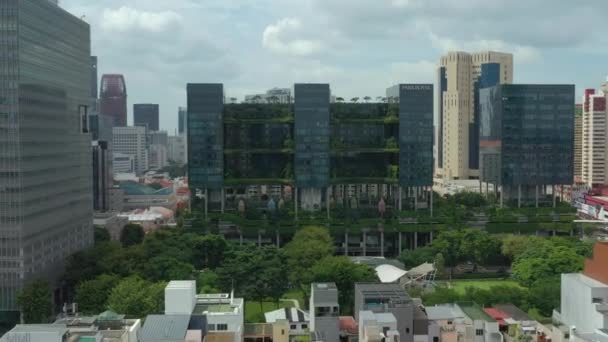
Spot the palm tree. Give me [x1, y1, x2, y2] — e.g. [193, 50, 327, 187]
[363, 96, 371, 103]
[229, 97, 237, 104]
[376, 96, 383, 102]
[351, 97, 359, 103]
[269, 95, 279, 104]
[336, 97, 345, 103]
[252, 95, 262, 104]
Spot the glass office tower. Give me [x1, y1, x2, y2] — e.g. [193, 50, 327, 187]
[479, 84, 575, 206]
[0, 0, 93, 311]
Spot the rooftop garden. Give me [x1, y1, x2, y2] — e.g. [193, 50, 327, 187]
[224, 103, 293, 123]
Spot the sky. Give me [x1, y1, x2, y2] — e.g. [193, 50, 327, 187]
[62, 0, 608, 134]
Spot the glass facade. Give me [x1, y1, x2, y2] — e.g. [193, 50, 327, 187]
[178, 106, 187, 134]
[294, 84, 330, 188]
[134, 103, 160, 131]
[398, 84, 434, 187]
[437, 67, 447, 169]
[0, 0, 93, 310]
[187, 84, 224, 190]
[479, 84, 575, 187]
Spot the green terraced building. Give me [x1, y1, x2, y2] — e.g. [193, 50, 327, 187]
[187, 83, 434, 215]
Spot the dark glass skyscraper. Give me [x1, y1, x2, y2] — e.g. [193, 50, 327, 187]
[0, 0, 93, 311]
[479, 84, 575, 205]
[134, 103, 160, 131]
[178, 106, 187, 134]
[100, 74, 127, 127]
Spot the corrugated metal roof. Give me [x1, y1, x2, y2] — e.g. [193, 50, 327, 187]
[141, 315, 190, 341]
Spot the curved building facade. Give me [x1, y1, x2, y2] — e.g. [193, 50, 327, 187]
[100, 74, 127, 127]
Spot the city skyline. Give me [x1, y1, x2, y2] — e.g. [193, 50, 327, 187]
[61, 0, 607, 133]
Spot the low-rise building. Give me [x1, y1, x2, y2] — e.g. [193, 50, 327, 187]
[93, 211, 128, 240]
[425, 303, 500, 342]
[265, 307, 310, 337]
[359, 310, 401, 342]
[310, 283, 340, 342]
[355, 283, 415, 342]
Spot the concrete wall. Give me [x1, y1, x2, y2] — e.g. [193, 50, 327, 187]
[561, 273, 608, 333]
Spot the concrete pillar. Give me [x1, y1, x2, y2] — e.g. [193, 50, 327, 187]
[570, 229, 574, 237]
[398, 186, 403, 211]
[345, 232, 349, 256]
[518, 185, 522, 208]
[553, 230, 557, 237]
[414, 231, 418, 249]
[258, 231, 262, 247]
[430, 230, 434, 243]
[326, 187, 330, 220]
[221, 188, 225, 213]
[380, 231, 385, 257]
[486, 182, 489, 197]
[430, 186, 434, 218]
[276, 230, 280, 248]
[414, 188, 418, 211]
[500, 185, 504, 208]
[240, 232, 243, 246]
[363, 231, 367, 256]
[294, 187, 298, 220]
[535, 185, 539, 208]
[479, 180, 483, 194]
[398, 232, 402, 254]
[205, 188, 209, 219]
[552, 185, 557, 208]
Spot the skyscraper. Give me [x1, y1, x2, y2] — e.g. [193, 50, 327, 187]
[574, 104, 583, 183]
[479, 84, 574, 206]
[436, 51, 513, 180]
[100, 74, 127, 127]
[113, 126, 149, 175]
[0, 0, 93, 311]
[581, 88, 608, 187]
[134, 103, 160, 131]
[178, 106, 187, 135]
[90, 56, 98, 113]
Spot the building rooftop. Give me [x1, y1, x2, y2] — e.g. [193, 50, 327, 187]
[493, 304, 532, 322]
[563, 273, 608, 288]
[355, 283, 411, 303]
[425, 304, 466, 320]
[459, 303, 496, 322]
[311, 283, 339, 305]
[7, 324, 68, 334]
[265, 307, 309, 323]
[244, 323, 273, 337]
[141, 315, 190, 341]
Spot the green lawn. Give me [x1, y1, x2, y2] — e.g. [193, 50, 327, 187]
[448, 279, 525, 295]
[245, 301, 294, 323]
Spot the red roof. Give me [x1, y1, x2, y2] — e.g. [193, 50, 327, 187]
[339, 316, 357, 335]
[483, 308, 508, 326]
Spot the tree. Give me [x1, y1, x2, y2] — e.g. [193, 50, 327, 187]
[120, 224, 145, 247]
[512, 246, 583, 287]
[528, 278, 561, 316]
[363, 96, 372, 103]
[94, 226, 111, 244]
[217, 246, 289, 311]
[351, 97, 359, 103]
[193, 235, 229, 269]
[435, 253, 446, 278]
[197, 270, 221, 293]
[75, 274, 121, 314]
[501, 235, 543, 261]
[399, 246, 436, 269]
[142, 256, 195, 282]
[63, 242, 122, 290]
[17, 280, 52, 323]
[309, 256, 378, 314]
[284, 226, 334, 292]
[107, 276, 166, 318]
[336, 97, 344, 103]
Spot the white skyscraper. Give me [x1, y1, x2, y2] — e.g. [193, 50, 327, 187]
[113, 126, 149, 174]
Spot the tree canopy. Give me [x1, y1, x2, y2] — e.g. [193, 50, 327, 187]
[17, 280, 52, 324]
[107, 276, 166, 318]
[75, 274, 121, 314]
[120, 224, 145, 247]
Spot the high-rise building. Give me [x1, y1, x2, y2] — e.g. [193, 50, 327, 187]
[178, 106, 187, 135]
[574, 104, 583, 183]
[582, 88, 608, 187]
[113, 127, 149, 175]
[168, 135, 187, 165]
[187, 83, 434, 214]
[100, 74, 127, 127]
[134, 103, 160, 131]
[0, 0, 93, 311]
[436, 51, 513, 180]
[479, 84, 574, 206]
[149, 131, 169, 170]
[92, 141, 111, 211]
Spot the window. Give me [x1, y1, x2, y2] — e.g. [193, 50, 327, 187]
[476, 329, 484, 336]
[447, 321, 453, 325]
[302, 324, 308, 329]
[406, 328, 410, 334]
[291, 324, 297, 330]
[217, 324, 228, 331]
[434, 337, 439, 342]
[208, 324, 215, 331]
[592, 298, 603, 304]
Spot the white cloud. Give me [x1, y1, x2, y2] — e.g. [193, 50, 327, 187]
[262, 17, 323, 56]
[101, 6, 181, 33]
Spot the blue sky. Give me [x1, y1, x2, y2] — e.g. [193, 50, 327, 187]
[62, 0, 608, 134]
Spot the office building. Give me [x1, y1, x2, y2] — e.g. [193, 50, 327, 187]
[92, 141, 111, 211]
[479, 84, 575, 206]
[0, 0, 93, 311]
[436, 51, 513, 180]
[100, 74, 127, 127]
[113, 127, 149, 175]
[134, 103, 160, 131]
[149, 131, 169, 170]
[169, 135, 187, 165]
[187, 83, 434, 214]
[310, 283, 340, 342]
[582, 88, 608, 187]
[575, 104, 583, 183]
[354, 283, 415, 342]
[113, 153, 136, 174]
[90, 56, 98, 113]
[178, 106, 187, 134]
[245, 87, 292, 104]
